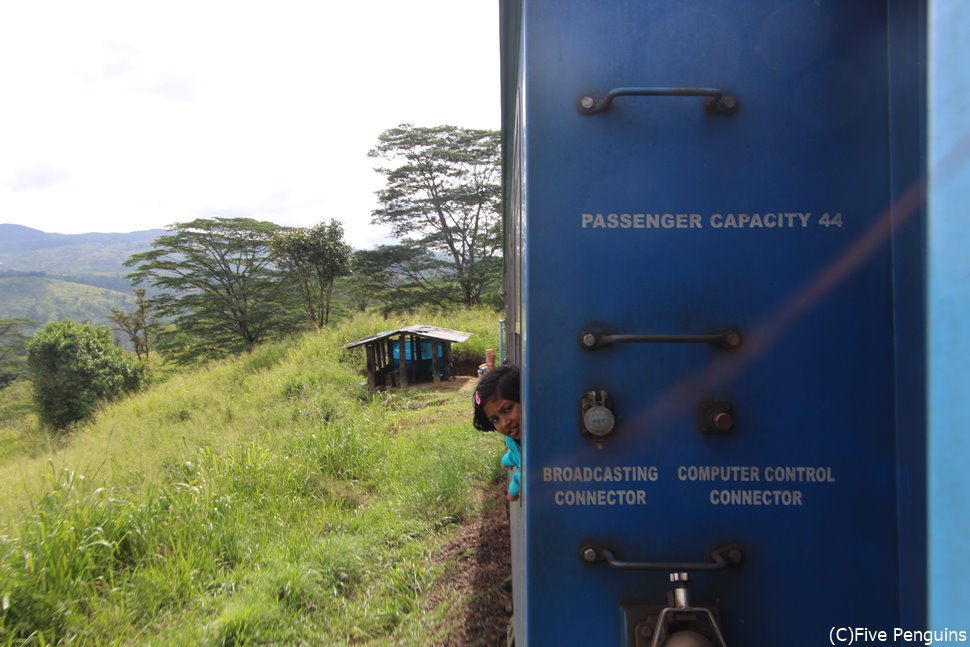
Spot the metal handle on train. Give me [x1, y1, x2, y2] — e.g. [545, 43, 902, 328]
[580, 329, 742, 351]
[581, 543, 743, 571]
[577, 87, 739, 115]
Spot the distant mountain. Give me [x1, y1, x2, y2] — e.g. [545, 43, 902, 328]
[0, 224, 166, 274]
[0, 224, 166, 334]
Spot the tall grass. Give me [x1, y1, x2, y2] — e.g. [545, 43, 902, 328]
[0, 307, 506, 645]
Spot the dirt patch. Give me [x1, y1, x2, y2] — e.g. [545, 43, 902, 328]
[453, 357, 484, 377]
[387, 376, 476, 394]
[428, 480, 513, 646]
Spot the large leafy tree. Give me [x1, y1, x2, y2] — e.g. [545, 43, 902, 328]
[271, 220, 351, 328]
[350, 243, 453, 312]
[369, 124, 503, 308]
[26, 320, 146, 429]
[125, 218, 300, 363]
[0, 317, 35, 388]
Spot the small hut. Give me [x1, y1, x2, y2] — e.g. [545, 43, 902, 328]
[341, 324, 473, 391]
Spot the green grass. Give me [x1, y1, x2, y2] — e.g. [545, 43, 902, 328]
[0, 307, 506, 645]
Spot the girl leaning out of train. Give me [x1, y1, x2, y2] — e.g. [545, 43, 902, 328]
[473, 365, 522, 501]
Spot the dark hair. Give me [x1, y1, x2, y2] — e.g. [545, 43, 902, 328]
[472, 365, 521, 431]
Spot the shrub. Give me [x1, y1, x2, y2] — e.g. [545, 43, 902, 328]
[26, 320, 147, 429]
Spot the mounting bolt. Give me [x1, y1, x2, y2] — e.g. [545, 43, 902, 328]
[706, 93, 739, 115]
[700, 401, 735, 435]
[723, 331, 742, 348]
[583, 548, 598, 563]
[579, 96, 596, 111]
[582, 333, 597, 348]
[712, 411, 733, 431]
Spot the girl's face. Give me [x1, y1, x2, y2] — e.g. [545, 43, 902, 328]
[483, 396, 521, 441]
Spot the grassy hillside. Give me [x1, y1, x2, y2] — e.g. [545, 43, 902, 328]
[0, 275, 132, 331]
[0, 308, 506, 645]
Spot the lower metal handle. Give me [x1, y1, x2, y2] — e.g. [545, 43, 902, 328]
[581, 543, 744, 571]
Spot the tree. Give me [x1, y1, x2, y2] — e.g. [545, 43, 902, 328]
[369, 124, 503, 308]
[124, 218, 301, 363]
[0, 317, 35, 388]
[271, 220, 351, 328]
[350, 243, 454, 312]
[26, 320, 147, 429]
[109, 288, 154, 360]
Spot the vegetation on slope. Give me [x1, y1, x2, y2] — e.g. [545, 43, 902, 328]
[0, 308, 505, 645]
[0, 275, 132, 331]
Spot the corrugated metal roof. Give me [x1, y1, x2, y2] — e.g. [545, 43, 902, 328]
[341, 324, 473, 349]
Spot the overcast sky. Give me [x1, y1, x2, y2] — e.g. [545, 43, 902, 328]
[0, 1, 500, 249]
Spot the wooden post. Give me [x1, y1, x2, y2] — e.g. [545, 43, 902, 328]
[365, 344, 376, 391]
[415, 335, 423, 382]
[409, 335, 418, 383]
[431, 339, 440, 384]
[375, 341, 384, 388]
[398, 335, 408, 387]
[384, 338, 392, 385]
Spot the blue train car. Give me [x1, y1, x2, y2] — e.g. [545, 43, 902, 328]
[498, 1, 947, 644]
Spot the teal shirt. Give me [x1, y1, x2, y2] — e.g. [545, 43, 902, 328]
[502, 436, 521, 497]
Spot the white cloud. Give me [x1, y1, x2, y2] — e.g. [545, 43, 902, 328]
[11, 162, 71, 192]
[0, 1, 500, 249]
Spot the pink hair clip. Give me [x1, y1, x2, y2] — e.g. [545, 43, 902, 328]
[474, 390, 482, 405]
